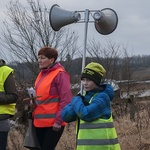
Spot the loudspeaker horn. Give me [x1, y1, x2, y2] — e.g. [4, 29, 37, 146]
[94, 8, 118, 35]
[49, 4, 81, 31]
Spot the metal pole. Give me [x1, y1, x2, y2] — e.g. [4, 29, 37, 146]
[80, 9, 90, 94]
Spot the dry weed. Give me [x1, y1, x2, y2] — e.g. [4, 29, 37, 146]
[7, 102, 150, 150]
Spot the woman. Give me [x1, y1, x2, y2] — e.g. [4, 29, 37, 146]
[62, 62, 121, 150]
[0, 59, 18, 150]
[32, 47, 72, 150]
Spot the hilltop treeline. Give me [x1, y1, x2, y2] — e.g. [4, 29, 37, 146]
[9, 55, 150, 87]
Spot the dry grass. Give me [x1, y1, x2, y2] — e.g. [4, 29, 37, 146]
[7, 101, 150, 150]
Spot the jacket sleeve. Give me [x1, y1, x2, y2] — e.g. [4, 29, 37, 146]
[0, 73, 18, 104]
[71, 91, 112, 122]
[62, 103, 77, 123]
[54, 71, 72, 125]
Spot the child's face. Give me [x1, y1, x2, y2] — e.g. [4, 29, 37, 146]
[81, 78, 99, 91]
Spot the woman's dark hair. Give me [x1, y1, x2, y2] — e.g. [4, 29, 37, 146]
[38, 47, 58, 62]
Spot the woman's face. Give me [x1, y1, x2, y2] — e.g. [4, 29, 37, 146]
[38, 55, 54, 69]
[81, 78, 99, 91]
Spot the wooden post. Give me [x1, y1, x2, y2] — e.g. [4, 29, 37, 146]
[128, 95, 136, 121]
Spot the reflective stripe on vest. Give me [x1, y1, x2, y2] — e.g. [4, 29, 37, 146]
[34, 97, 60, 119]
[77, 138, 119, 145]
[36, 97, 60, 105]
[76, 94, 121, 150]
[0, 66, 16, 115]
[33, 68, 67, 127]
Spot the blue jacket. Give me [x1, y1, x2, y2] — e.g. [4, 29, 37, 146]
[62, 84, 114, 122]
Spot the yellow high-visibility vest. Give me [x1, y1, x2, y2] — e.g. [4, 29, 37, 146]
[0, 66, 16, 115]
[76, 93, 121, 150]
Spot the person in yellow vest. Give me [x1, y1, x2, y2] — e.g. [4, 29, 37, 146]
[0, 59, 18, 150]
[30, 47, 72, 150]
[62, 62, 121, 150]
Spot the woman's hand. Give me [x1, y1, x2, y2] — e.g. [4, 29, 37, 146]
[29, 102, 37, 111]
[53, 123, 61, 132]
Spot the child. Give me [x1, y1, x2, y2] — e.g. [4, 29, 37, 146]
[62, 62, 121, 150]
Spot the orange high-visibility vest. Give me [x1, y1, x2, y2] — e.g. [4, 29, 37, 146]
[33, 68, 67, 127]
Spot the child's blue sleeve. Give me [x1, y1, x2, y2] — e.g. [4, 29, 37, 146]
[62, 103, 77, 123]
[71, 94, 111, 122]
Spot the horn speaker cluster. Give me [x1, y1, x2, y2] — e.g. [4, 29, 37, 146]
[49, 4, 118, 35]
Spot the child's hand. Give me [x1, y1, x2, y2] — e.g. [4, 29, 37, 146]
[76, 93, 84, 100]
[76, 94, 89, 106]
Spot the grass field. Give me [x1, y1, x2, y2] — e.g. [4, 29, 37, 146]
[7, 100, 150, 150]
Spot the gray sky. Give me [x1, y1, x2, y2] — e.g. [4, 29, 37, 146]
[0, 0, 150, 56]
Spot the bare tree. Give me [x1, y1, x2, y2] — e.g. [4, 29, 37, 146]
[0, 0, 79, 82]
[86, 38, 143, 98]
[87, 39, 122, 80]
[0, 48, 7, 60]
